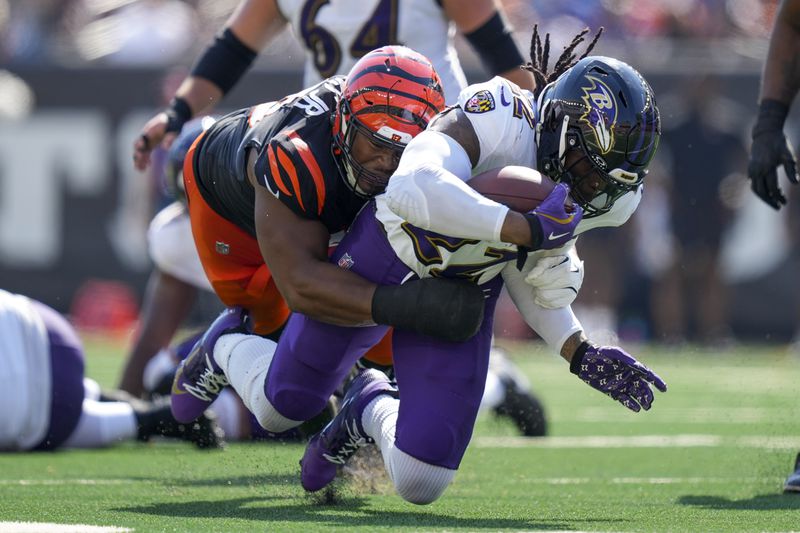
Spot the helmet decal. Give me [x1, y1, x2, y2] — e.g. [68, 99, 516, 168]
[580, 75, 617, 154]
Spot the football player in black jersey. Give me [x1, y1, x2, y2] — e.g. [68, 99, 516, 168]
[178, 46, 479, 342]
[171, 47, 507, 424]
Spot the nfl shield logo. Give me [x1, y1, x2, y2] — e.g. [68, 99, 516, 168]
[215, 241, 230, 255]
[337, 253, 355, 270]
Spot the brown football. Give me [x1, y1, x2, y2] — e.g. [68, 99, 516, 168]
[468, 166, 559, 213]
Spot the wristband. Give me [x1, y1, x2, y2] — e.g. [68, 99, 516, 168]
[569, 341, 592, 375]
[165, 96, 192, 134]
[515, 213, 544, 270]
[753, 99, 790, 137]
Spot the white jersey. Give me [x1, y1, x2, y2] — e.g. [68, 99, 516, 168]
[148, 202, 214, 292]
[276, 0, 467, 103]
[0, 289, 51, 451]
[379, 76, 641, 282]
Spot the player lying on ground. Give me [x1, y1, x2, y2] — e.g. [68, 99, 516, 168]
[0, 289, 222, 452]
[170, 29, 666, 504]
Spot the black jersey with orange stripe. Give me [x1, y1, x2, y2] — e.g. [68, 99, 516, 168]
[193, 76, 364, 237]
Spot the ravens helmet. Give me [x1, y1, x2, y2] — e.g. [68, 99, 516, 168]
[333, 45, 445, 197]
[535, 56, 661, 218]
[165, 116, 216, 204]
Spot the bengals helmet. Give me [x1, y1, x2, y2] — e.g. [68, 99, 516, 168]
[535, 56, 661, 218]
[333, 46, 445, 197]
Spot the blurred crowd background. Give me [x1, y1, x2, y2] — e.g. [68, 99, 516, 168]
[1, 0, 798, 348]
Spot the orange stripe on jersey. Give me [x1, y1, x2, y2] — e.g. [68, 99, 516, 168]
[287, 131, 326, 216]
[276, 144, 306, 212]
[267, 144, 292, 197]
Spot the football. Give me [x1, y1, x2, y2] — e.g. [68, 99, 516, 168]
[468, 166, 558, 213]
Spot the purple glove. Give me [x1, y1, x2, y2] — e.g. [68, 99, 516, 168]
[517, 184, 583, 269]
[527, 184, 583, 247]
[570, 342, 667, 412]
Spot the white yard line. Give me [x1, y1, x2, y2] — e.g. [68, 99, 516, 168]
[566, 407, 793, 424]
[474, 434, 800, 449]
[516, 476, 779, 485]
[0, 479, 135, 486]
[0, 522, 131, 533]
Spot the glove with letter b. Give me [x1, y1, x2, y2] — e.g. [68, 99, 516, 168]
[517, 184, 582, 269]
[748, 99, 799, 210]
[524, 249, 584, 309]
[570, 342, 667, 412]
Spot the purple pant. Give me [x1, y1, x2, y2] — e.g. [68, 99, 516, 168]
[30, 301, 86, 451]
[266, 203, 501, 469]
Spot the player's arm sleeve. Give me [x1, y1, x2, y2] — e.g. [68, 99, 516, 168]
[383, 131, 509, 242]
[257, 136, 324, 219]
[501, 261, 583, 353]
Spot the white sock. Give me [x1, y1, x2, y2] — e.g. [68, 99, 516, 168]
[209, 388, 244, 441]
[63, 399, 136, 448]
[213, 333, 301, 433]
[362, 395, 455, 504]
[143, 348, 177, 392]
[82, 378, 101, 402]
[388, 448, 456, 505]
[480, 370, 504, 410]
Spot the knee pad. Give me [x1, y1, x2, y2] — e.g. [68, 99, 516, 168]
[269, 385, 329, 422]
[396, 409, 462, 467]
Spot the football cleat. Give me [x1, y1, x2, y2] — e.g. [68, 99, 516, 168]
[138, 396, 225, 449]
[170, 307, 251, 423]
[783, 452, 800, 493]
[300, 368, 398, 492]
[490, 348, 548, 437]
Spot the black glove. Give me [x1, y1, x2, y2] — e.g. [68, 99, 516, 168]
[748, 99, 799, 210]
[165, 97, 193, 136]
[372, 278, 485, 343]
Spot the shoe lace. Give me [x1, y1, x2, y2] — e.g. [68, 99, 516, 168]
[322, 419, 372, 465]
[183, 354, 229, 401]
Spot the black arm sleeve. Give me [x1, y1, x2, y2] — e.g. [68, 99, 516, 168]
[191, 28, 258, 95]
[463, 12, 525, 76]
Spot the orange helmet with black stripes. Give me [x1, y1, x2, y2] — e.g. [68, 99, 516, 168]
[333, 45, 445, 197]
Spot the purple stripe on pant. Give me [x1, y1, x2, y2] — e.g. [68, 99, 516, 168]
[30, 301, 86, 451]
[266, 202, 503, 470]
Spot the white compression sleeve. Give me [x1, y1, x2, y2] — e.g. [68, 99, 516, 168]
[63, 399, 137, 449]
[502, 262, 583, 353]
[383, 130, 509, 242]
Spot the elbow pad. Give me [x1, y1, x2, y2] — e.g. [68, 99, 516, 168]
[372, 278, 485, 342]
[463, 12, 525, 75]
[191, 28, 258, 94]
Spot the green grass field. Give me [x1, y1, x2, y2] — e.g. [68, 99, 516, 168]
[2, 339, 800, 532]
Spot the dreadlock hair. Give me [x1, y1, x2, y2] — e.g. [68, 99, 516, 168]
[523, 25, 604, 98]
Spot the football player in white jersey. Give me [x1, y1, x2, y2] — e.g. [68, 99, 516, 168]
[133, 0, 533, 170]
[0, 289, 222, 452]
[173, 28, 667, 504]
